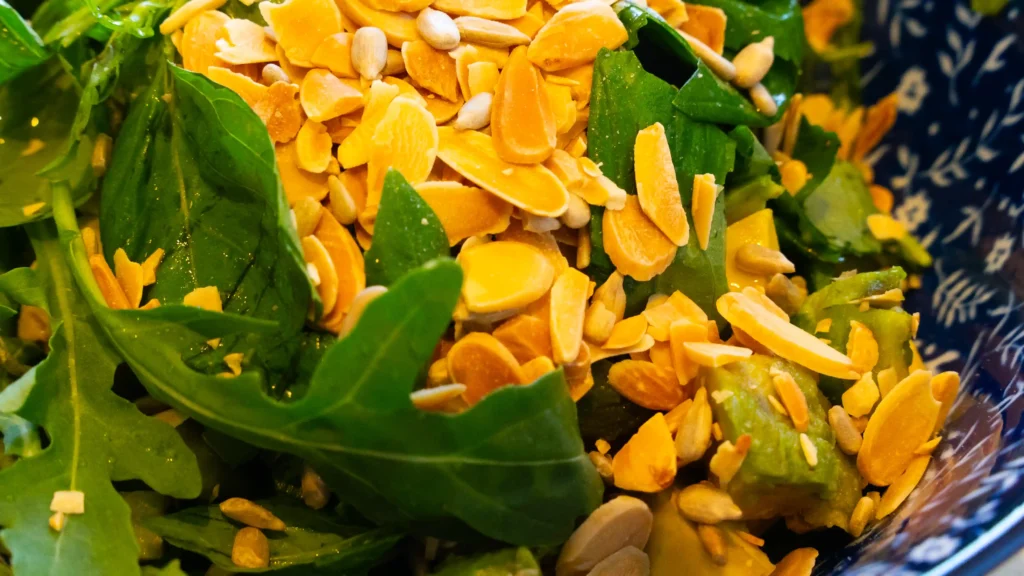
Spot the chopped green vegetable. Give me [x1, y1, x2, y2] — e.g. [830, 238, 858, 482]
[696, 0, 804, 63]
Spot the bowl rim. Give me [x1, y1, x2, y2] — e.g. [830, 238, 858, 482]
[930, 501, 1024, 575]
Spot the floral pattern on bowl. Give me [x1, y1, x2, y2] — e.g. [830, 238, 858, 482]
[816, 1, 1024, 574]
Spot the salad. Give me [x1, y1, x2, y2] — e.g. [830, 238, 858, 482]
[0, 0, 962, 573]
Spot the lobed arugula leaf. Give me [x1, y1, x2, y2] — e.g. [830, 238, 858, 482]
[146, 498, 402, 574]
[0, 0, 48, 85]
[364, 169, 449, 287]
[99, 63, 312, 385]
[588, 49, 734, 324]
[432, 547, 540, 576]
[54, 185, 603, 546]
[0, 221, 202, 576]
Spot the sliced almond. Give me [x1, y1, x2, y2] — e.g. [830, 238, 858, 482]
[310, 33, 357, 78]
[708, 434, 751, 486]
[607, 360, 684, 411]
[491, 46, 557, 164]
[365, 97, 438, 201]
[683, 342, 752, 367]
[401, 40, 459, 102]
[634, 122, 689, 246]
[527, 1, 628, 72]
[603, 195, 677, 281]
[858, 370, 940, 486]
[460, 241, 555, 313]
[613, 413, 677, 492]
[113, 248, 144, 308]
[692, 173, 719, 251]
[876, 455, 930, 519]
[262, 0, 342, 66]
[447, 332, 525, 405]
[549, 268, 590, 364]
[336, 0, 419, 48]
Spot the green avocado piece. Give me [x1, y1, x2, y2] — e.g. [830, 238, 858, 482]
[701, 355, 862, 524]
[793, 267, 906, 328]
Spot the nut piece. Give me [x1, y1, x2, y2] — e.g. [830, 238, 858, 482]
[765, 273, 807, 315]
[220, 498, 287, 531]
[555, 496, 653, 576]
[453, 92, 493, 131]
[828, 405, 863, 455]
[732, 37, 775, 89]
[455, 16, 532, 48]
[417, 7, 460, 50]
[352, 27, 388, 80]
[678, 30, 736, 81]
[675, 483, 743, 524]
[675, 387, 713, 466]
[261, 63, 290, 85]
[697, 524, 727, 566]
[561, 194, 591, 229]
[232, 527, 270, 568]
[848, 495, 875, 538]
[301, 466, 331, 510]
[749, 82, 778, 117]
[735, 244, 795, 276]
[772, 548, 818, 576]
[586, 546, 650, 576]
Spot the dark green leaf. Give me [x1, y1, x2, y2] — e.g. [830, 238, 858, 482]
[146, 498, 401, 574]
[0, 220, 202, 576]
[0, 0, 48, 84]
[56, 185, 603, 546]
[727, 125, 777, 185]
[364, 169, 449, 287]
[673, 60, 791, 127]
[576, 360, 654, 446]
[695, 0, 804, 63]
[588, 49, 734, 325]
[791, 118, 841, 200]
[432, 547, 539, 576]
[99, 64, 311, 384]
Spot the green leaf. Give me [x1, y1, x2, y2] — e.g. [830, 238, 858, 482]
[673, 60, 788, 128]
[99, 64, 311, 384]
[0, 58, 99, 227]
[0, 0, 48, 85]
[588, 49, 734, 325]
[54, 185, 603, 546]
[694, 0, 804, 63]
[432, 547, 539, 576]
[791, 118, 841, 200]
[801, 162, 881, 255]
[140, 560, 187, 576]
[364, 169, 449, 287]
[0, 221, 202, 576]
[0, 268, 48, 313]
[146, 498, 401, 574]
[724, 175, 784, 225]
[576, 360, 654, 446]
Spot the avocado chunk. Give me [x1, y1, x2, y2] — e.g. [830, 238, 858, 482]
[701, 356, 863, 526]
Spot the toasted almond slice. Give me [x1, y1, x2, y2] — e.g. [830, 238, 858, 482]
[847, 495, 875, 538]
[333, 285, 386, 337]
[448, 332, 525, 405]
[772, 548, 818, 576]
[716, 291, 861, 380]
[180, 10, 231, 75]
[206, 66, 268, 106]
[314, 211, 366, 325]
[262, 0, 342, 66]
[521, 355, 556, 383]
[436, 127, 569, 217]
[866, 213, 906, 240]
[635, 122, 689, 246]
[549, 268, 590, 363]
[216, 19, 277, 64]
[300, 69, 363, 122]
[496, 219, 569, 275]
[589, 334, 656, 363]
[931, 371, 960, 435]
[467, 60, 500, 97]
[602, 315, 649, 350]
[254, 82, 305, 143]
[915, 436, 941, 455]
[366, 97, 438, 201]
[183, 285, 222, 312]
[576, 169, 627, 209]
[527, 1, 628, 72]
[677, 4, 726, 54]
[141, 249, 165, 286]
[361, 0, 431, 12]
[613, 413, 677, 492]
[338, 80, 400, 168]
[846, 320, 880, 373]
[858, 370, 940, 486]
[645, 291, 707, 340]
[433, 0, 526, 20]
[683, 342, 752, 368]
[401, 40, 459, 102]
[310, 33, 357, 78]
[90, 254, 131, 310]
[669, 318, 708, 385]
[692, 173, 719, 251]
[113, 248, 144, 309]
[411, 383, 468, 411]
[160, 0, 227, 35]
[493, 314, 553, 363]
[607, 360, 684, 411]
[799, 433, 818, 467]
[603, 195, 677, 281]
[415, 181, 512, 246]
[842, 371, 880, 418]
[876, 455, 930, 519]
[491, 46, 557, 164]
[460, 241, 554, 313]
[302, 235, 339, 316]
[505, 10, 545, 39]
[276, 141, 329, 204]
[708, 434, 751, 486]
[593, 271, 626, 321]
[336, 0, 419, 48]
[295, 120, 334, 173]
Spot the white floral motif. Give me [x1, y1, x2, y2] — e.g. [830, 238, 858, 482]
[907, 535, 961, 564]
[895, 67, 931, 114]
[894, 191, 930, 232]
[985, 233, 1015, 273]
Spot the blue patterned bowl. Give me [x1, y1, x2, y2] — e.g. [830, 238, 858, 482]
[812, 1, 1024, 574]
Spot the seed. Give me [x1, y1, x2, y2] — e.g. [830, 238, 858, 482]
[828, 405, 863, 455]
[678, 30, 736, 81]
[327, 175, 358, 225]
[675, 483, 743, 524]
[697, 524, 728, 566]
[561, 194, 591, 229]
[417, 7, 461, 50]
[220, 498, 287, 531]
[261, 63, 290, 85]
[799, 433, 818, 467]
[732, 36, 775, 89]
[749, 83, 777, 116]
[675, 388, 713, 466]
[337, 285, 389, 338]
[555, 496, 653, 576]
[454, 16, 531, 48]
[453, 92, 493, 131]
[522, 213, 562, 233]
[765, 273, 806, 315]
[293, 196, 325, 237]
[301, 466, 331, 510]
[735, 243, 796, 276]
[232, 527, 270, 568]
[411, 383, 468, 411]
[583, 301, 616, 344]
[351, 27, 388, 80]
[771, 369, 809, 432]
[848, 495, 875, 537]
[588, 451, 613, 480]
[780, 159, 810, 194]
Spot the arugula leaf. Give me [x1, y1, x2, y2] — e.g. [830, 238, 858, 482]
[54, 185, 603, 546]
[588, 49, 733, 324]
[364, 169, 449, 287]
[0, 0, 48, 84]
[694, 0, 804, 64]
[0, 221, 202, 576]
[432, 547, 539, 576]
[146, 498, 401, 574]
[99, 63, 311, 384]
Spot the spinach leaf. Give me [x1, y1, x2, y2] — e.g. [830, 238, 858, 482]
[146, 498, 401, 574]
[55, 185, 603, 546]
[432, 547, 540, 576]
[0, 0, 48, 84]
[695, 0, 804, 64]
[791, 118, 841, 200]
[802, 162, 881, 255]
[0, 268, 47, 313]
[728, 125, 777, 185]
[99, 64, 312, 384]
[0, 58, 99, 227]
[724, 175, 784, 224]
[0, 221, 202, 576]
[364, 169, 448, 287]
[588, 49, 733, 324]
[577, 360, 654, 446]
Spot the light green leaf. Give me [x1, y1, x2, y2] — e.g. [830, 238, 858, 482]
[140, 560, 187, 576]
[0, 0, 48, 85]
[364, 169, 449, 287]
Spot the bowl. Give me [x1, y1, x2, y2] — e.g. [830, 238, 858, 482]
[815, 1, 1024, 574]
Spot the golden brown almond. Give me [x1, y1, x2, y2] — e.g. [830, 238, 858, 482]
[301, 466, 331, 510]
[772, 368, 809, 432]
[771, 548, 818, 576]
[848, 495, 875, 537]
[528, 1, 628, 72]
[613, 412, 677, 492]
[735, 244, 795, 276]
[232, 527, 270, 568]
[858, 370, 940, 486]
[220, 498, 286, 531]
[708, 434, 751, 486]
